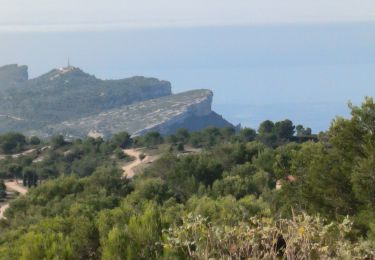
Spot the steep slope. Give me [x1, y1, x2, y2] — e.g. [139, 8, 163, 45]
[31, 89, 233, 139]
[0, 65, 172, 132]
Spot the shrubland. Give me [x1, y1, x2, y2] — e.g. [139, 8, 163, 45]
[0, 98, 375, 259]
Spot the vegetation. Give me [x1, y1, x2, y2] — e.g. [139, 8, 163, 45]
[0, 132, 26, 154]
[0, 180, 6, 199]
[0, 98, 375, 259]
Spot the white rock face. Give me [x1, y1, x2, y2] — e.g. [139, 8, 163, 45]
[134, 90, 213, 136]
[39, 89, 218, 139]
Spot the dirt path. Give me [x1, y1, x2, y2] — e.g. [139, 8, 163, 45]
[0, 181, 28, 219]
[0, 204, 9, 219]
[5, 181, 28, 195]
[0, 148, 36, 160]
[0, 146, 50, 161]
[122, 149, 149, 178]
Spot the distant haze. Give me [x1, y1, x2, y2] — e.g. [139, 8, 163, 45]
[1, 1, 375, 132]
[1, 0, 375, 32]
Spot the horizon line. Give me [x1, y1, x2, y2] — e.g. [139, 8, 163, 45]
[1, 19, 375, 33]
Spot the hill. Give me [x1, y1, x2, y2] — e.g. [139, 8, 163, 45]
[0, 65, 172, 132]
[0, 64, 232, 137]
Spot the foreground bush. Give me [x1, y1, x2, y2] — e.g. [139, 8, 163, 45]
[164, 213, 375, 259]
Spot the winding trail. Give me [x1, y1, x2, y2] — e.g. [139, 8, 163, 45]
[0, 181, 28, 219]
[5, 181, 28, 195]
[122, 149, 149, 178]
[0, 204, 9, 219]
[0, 146, 50, 161]
[0, 148, 36, 160]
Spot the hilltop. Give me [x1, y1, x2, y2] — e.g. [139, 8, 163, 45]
[0, 64, 232, 137]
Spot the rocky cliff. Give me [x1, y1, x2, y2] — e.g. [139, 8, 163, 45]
[31, 89, 232, 139]
[0, 64, 232, 138]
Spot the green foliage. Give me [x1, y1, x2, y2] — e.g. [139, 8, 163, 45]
[115, 148, 126, 159]
[258, 120, 275, 134]
[23, 167, 38, 187]
[17, 230, 74, 260]
[239, 127, 256, 142]
[164, 213, 375, 259]
[0, 132, 26, 154]
[132, 178, 170, 203]
[8, 164, 23, 179]
[274, 119, 295, 139]
[101, 226, 128, 260]
[126, 202, 163, 258]
[28, 136, 41, 145]
[50, 135, 66, 149]
[136, 131, 164, 148]
[296, 124, 312, 136]
[175, 128, 190, 144]
[139, 153, 146, 160]
[111, 131, 132, 149]
[0, 179, 6, 199]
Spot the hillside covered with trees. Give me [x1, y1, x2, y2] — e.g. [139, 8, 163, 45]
[0, 98, 374, 259]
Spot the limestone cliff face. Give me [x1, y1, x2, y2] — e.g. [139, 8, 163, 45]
[133, 90, 214, 136]
[187, 91, 213, 116]
[142, 91, 233, 136]
[33, 89, 232, 139]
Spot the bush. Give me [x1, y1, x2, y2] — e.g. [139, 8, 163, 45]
[29, 136, 41, 145]
[164, 213, 375, 259]
[115, 148, 126, 159]
[51, 135, 66, 149]
[111, 132, 132, 149]
[139, 153, 146, 161]
[0, 132, 26, 154]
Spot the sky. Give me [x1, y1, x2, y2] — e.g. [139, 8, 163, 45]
[1, 0, 375, 31]
[1, 1, 375, 131]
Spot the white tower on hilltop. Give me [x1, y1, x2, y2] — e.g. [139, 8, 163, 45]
[58, 57, 74, 72]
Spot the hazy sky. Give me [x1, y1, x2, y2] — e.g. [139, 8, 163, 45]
[1, 0, 375, 31]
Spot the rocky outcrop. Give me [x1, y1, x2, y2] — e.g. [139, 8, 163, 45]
[32, 89, 232, 139]
[132, 90, 214, 136]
